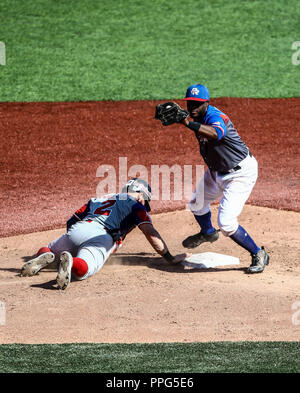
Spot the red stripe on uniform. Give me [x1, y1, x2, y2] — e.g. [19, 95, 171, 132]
[183, 97, 208, 102]
[75, 204, 88, 215]
[137, 209, 151, 223]
[37, 247, 51, 256]
[220, 113, 229, 124]
[72, 257, 88, 278]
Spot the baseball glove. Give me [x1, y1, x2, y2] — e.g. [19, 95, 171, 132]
[155, 102, 189, 126]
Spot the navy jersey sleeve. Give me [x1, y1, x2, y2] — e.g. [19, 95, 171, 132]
[66, 200, 91, 230]
[132, 203, 152, 227]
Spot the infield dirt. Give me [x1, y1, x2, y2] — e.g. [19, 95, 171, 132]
[0, 205, 299, 344]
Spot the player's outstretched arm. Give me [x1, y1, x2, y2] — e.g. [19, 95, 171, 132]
[181, 118, 218, 140]
[139, 223, 190, 264]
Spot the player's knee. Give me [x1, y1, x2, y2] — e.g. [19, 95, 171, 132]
[218, 215, 238, 237]
[189, 202, 210, 216]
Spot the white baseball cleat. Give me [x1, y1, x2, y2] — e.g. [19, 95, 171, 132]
[56, 251, 73, 290]
[21, 252, 55, 277]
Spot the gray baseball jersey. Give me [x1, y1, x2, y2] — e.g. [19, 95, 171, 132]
[195, 105, 249, 172]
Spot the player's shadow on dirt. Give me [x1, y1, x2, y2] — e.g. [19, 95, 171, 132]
[0, 267, 20, 274]
[110, 253, 248, 274]
[30, 279, 58, 290]
[107, 252, 160, 266]
[22, 254, 38, 262]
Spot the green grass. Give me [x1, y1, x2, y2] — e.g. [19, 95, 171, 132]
[0, 0, 299, 102]
[0, 342, 299, 373]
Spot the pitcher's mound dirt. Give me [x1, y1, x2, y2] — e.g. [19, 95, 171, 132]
[0, 205, 299, 344]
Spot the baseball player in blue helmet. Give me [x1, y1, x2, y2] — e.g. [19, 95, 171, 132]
[179, 84, 270, 273]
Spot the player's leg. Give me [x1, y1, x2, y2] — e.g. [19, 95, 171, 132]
[55, 221, 104, 288]
[217, 155, 269, 273]
[21, 234, 76, 277]
[48, 233, 78, 256]
[21, 247, 55, 277]
[182, 169, 222, 248]
[56, 226, 115, 289]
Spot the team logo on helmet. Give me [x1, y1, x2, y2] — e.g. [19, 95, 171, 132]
[191, 87, 200, 95]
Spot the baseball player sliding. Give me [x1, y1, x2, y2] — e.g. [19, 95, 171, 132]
[155, 84, 270, 273]
[21, 178, 189, 289]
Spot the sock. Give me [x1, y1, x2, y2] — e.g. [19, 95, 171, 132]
[37, 247, 51, 256]
[194, 211, 216, 234]
[72, 257, 88, 278]
[230, 225, 261, 255]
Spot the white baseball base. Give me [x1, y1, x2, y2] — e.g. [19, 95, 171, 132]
[182, 252, 239, 269]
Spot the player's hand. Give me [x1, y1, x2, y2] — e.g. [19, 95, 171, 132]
[169, 253, 192, 265]
[181, 117, 190, 126]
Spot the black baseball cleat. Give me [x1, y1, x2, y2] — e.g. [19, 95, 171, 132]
[182, 230, 219, 249]
[247, 246, 270, 274]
